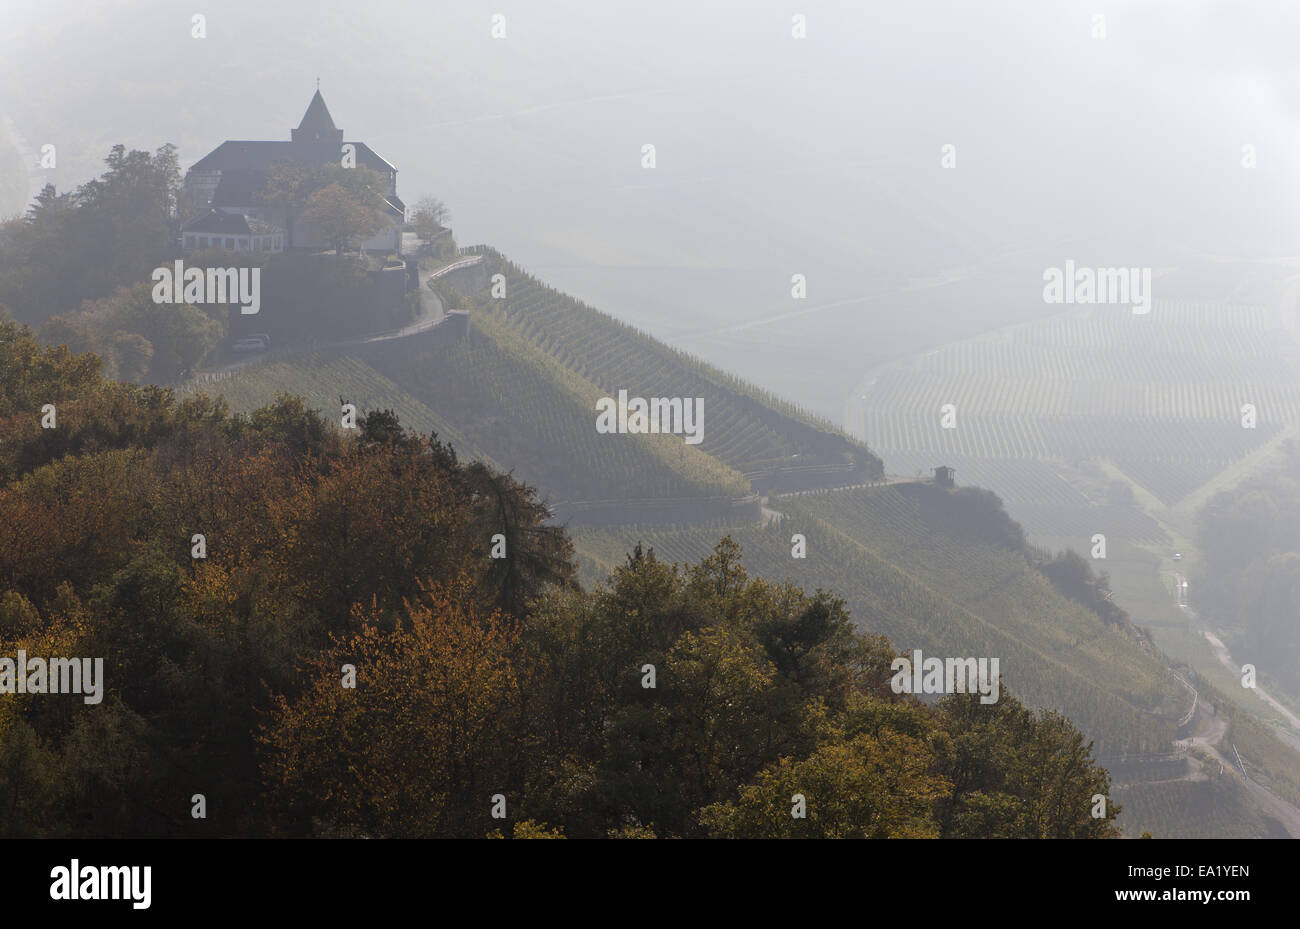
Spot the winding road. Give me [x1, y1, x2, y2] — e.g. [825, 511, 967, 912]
[1171, 579, 1300, 736]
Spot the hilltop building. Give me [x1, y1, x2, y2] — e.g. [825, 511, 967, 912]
[934, 465, 956, 488]
[180, 210, 285, 254]
[179, 89, 405, 254]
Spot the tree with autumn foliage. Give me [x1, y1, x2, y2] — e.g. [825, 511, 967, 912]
[0, 323, 1120, 838]
[300, 183, 381, 255]
[260, 577, 521, 837]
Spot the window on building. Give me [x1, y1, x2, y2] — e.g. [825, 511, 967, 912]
[224, 238, 234, 249]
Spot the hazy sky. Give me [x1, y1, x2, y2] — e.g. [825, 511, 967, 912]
[3, 0, 1299, 417]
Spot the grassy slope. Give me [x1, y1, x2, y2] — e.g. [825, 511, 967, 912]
[1112, 778, 1286, 839]
[360, 308, 751, 501]
[180, 352, 493, 468]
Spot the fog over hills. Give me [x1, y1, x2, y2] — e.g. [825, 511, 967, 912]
[5, 0, 1300, 859]
[5, 0, 1300, 418]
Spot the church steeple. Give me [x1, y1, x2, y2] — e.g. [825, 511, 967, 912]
[292, 88, 343, 144]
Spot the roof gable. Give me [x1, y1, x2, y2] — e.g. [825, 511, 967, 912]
[181, 209, 251, 234]
[298, 90, 337, 132]
[292, 90, 343, 144]
[190, 140, 395, 175]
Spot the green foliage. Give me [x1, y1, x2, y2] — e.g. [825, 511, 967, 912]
[0, 328, 1118, 838]
[0, 329, 574, 836]
[699, 729, 951, 838]
[301, 183, 381, 254]
[68, 283, 222, 382]
[935, 695, 1118, 837]
[1038, 548, 1131, 628]
[258, 162, 390, 251]
[0, 319, 103, 418]
[572, 483, 1181, 759]
[489, 820, 565, 839]
[0, 146, 181, 324]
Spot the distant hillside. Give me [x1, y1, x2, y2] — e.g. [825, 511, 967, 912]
[851, 299, 1300, 664]
[858, 302, 1300, 513]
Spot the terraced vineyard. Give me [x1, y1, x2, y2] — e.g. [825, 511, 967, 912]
[860, 302, 1300, 509]
[464, 246, 881, 478]
[1112, 778, 1290, 838]
[362, 308, 750, 503]
[189, 246, 890, 507]
[185, 334, 743, 506]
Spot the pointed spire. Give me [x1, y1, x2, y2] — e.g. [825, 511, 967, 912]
[292, 88, 343, 144]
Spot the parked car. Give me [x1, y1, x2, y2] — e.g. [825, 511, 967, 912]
[246, 333, 272, 347]
[1173, 552, 1183, 561]
[231, 337, 267, 353]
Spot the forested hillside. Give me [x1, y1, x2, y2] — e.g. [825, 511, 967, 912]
[0, 319, 1119, 838]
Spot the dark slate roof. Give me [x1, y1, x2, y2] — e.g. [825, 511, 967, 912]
[210, 174, 403, 221]
[191, 140, 396, 175]
[211, 169, 272, 207]
[246, 216, 284, 235]
[297, 90, 337, 134]
[182, 210, 252, 234]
